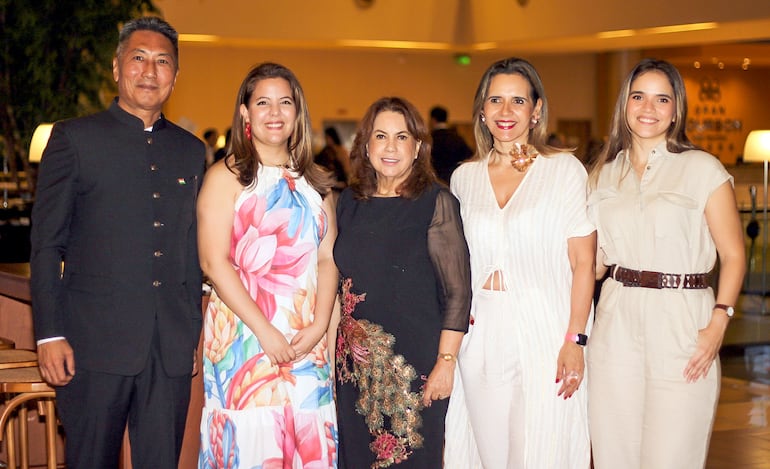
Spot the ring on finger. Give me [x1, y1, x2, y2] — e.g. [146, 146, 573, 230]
[566, 371, 581, 382]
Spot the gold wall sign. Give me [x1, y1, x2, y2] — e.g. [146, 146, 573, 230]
[687, 76, 743, 162]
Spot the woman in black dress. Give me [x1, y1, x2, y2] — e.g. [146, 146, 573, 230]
[332, 96, 471, 468]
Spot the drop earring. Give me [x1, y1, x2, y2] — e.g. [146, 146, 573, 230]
[245, 122, 252, 140]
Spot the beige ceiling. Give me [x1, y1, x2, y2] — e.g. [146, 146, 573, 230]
[156, 0, 770, 66]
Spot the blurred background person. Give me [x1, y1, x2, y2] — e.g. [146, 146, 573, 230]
[547, 132, 565, 147]
[203, 127, 219, 168]
[447, 57, 595, 468]
[213, 127, 231, 163]
[197, 62, 338, 467]
[429, 105, 473, 185]
[315, 126, 350, 190]
[332, 96, 471, 468]
[587, 58, 745, 469]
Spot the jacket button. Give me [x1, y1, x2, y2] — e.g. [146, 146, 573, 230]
[152, 192, 160, 199]
[152, 280, 162, 287]
[153, 221, 163, 228]
[150, 164, 158, 171]
[153, 250, 163, 257]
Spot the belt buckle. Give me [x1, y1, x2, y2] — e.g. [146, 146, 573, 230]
[661, 273, 681, 288]
[640, 270, 661, 289]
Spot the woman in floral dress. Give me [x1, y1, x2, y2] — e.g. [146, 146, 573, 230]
[197, 63, 338, 468]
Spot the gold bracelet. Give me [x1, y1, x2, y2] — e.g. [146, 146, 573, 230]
[438, 353, 456, 362]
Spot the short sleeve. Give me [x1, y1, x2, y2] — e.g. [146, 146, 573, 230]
[699, 150, 733, 197]
[676, 150, 733, 211]
[561, 156, 595, 239]
[427, 189, 472, 332]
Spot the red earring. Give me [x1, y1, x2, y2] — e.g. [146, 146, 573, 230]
[245, 122, 252, 140]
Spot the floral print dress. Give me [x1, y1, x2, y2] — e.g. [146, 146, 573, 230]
[199, 166, 338, 469]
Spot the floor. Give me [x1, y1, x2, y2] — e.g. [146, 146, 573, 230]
[707, 306, 770, 468]
[709, 377, 770, 468]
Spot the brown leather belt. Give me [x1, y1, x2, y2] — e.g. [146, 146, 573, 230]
[610, 265, 710, 290]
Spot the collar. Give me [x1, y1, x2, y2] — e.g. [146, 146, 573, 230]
[622, 140, 670, 165]
[108, 97, 168, 131]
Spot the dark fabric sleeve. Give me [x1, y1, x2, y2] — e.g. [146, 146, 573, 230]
[427, 188, 472, 332]
[30, 122, 75, 341]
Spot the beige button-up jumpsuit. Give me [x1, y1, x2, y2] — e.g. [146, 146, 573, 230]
[588, 143, 732, 469]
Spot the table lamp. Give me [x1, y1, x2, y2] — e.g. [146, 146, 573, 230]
[743, 130, 770, 314]
[28, 123, 54, 163]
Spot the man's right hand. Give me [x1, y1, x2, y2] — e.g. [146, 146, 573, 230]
[37, 339, 76, 386]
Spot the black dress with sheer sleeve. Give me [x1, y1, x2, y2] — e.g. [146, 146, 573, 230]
[333, 183, 471, 469]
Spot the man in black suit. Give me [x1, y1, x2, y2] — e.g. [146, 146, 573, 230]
[30, 16, 205, 469]
[430, 106, 473, 184]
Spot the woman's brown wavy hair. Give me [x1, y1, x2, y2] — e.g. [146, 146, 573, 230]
[226, 62, 332, 194]
[348, 97, 436, 200]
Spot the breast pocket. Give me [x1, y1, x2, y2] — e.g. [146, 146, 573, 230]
[651, 191, 698, 241]
[170, 175, 199, 199]
[167, 175, 199, 225]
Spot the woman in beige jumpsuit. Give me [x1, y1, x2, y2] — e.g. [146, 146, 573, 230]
[587, 59, 745, 469]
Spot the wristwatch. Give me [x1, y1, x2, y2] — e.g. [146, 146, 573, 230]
[714, 304, 735, 318]
[565, 333, 588, 346]
[437, 353, 456, 362]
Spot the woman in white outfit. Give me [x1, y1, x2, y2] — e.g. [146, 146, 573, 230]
[446, 57, 595, 469]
